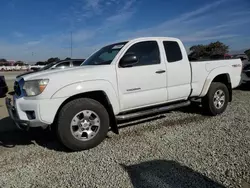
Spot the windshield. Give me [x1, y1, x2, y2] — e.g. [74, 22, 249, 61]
[82, 42, 128, 66]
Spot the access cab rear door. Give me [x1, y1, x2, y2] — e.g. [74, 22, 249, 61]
[162, 39, 192, 102]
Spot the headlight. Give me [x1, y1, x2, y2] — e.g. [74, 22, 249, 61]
[23, 79, 49, 96]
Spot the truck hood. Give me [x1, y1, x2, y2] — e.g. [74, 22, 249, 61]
[16, 70, 38, 78]
[20, 65, 113, 81]
[19, 65, 117, 99]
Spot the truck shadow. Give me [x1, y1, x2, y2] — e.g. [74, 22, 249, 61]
[234, 83, 250, 91]
[0, 117, 67, 151]
[121, 160, 226, 188]
[0, 95, 6, 98]
[8, 91, 15, 96]
[177, 102, 205, 115]
[117, 103, 205, 131]
[0, 104, 207, 152]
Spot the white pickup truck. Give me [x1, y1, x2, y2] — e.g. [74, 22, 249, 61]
[6, 37, 242, 151]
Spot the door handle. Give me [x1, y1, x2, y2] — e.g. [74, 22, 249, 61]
[155, 70, 166, 74]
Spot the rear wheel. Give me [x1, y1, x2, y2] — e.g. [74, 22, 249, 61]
[202, 82, 229, 116]
[57, 98, 110, 151]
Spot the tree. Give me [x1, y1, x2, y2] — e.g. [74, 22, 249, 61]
[65, 57, 71, 60]
[189, 45, 208, 59]
[14, 61, 24, 66]
[207, 41, 229, 56]
[189, 41, 229, 60]
[35, 61, 47, 65]
[244, 49, 250, 59]
[0, 58, 7, 62]
[47, 57, 60, 63]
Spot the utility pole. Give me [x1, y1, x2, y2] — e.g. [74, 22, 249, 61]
[70, 31, 73, 58]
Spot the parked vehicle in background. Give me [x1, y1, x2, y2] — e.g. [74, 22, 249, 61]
[231, 54, 250, 85]
[210, 54, 232, 60]
[0, 65, 30, 71]
[232, 54, 249, 66]
[41, 59, 86, 70]
[0, 75, 8, 97]
[17, 59, 85, 78]
[188, 53, 233, 61]
[6, 37, 242, 151]
[30, 65, 45, 71]
[241, 63, 250, 84]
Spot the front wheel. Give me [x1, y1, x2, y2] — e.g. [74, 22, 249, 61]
[56, 98, 110, 151]
[202, 82, 229, 116]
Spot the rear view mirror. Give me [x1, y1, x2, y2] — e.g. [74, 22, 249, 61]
[120, 54, 138, 67]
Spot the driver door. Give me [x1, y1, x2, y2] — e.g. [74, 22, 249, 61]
[116, 40, 168, 111]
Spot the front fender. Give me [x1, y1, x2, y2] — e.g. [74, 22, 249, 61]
[200, 66, 231, 97]
[51, 80, 120, 114]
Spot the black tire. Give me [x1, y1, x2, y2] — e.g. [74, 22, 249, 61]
[56, 98, 110, 151]
[202, 82, 229, 116]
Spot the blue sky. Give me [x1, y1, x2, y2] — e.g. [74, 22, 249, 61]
[0, 0, 250, 62]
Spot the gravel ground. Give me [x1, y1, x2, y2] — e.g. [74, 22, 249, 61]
[0, 87, 250, 188]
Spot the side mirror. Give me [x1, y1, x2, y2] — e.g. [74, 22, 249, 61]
[120, 54, 138, 67]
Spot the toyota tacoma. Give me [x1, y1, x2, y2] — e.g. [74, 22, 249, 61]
[6, 37, 242, 151]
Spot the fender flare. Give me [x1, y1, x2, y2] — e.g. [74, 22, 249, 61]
[200, 66, 231, 97]
[51, 80, 120, 114]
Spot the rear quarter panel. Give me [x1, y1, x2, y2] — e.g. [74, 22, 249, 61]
[191, 59, 242, 97]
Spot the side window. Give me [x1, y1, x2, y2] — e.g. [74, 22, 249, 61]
[55, 61, 70, 68]
[72, 60, 84, 66]
[123, 41, 160, 67]
[163, 41, 183, 63]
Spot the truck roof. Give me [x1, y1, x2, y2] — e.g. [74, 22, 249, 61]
[129, 37, 180, 42]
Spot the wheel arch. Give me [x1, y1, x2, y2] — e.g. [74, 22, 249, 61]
[200, 68, 232, 102]
[53, 90, 119, 134]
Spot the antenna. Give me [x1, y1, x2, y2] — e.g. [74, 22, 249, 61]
[71, 31, 73, 58]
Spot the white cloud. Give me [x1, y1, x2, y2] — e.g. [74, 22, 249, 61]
[2, 0, 250, 61]
[175, 0, 226, 22]
[7, 0, 15, 9]
[117, 0, 249, 44]
[231, 10, 250, 16]
[72, 29, 97, 42]
[13, 31, 23, 38]
[65, 0, 137, 29]
[105, 0, 136, 23]
[84, 0, 102, 14]
[26, 41, 41, 46]
[181, 34, 239, 43]
[121, 0, 137, 11]
[106, 11, 134, 23]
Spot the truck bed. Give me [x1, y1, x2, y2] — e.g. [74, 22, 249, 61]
[190, 59, 242, 97]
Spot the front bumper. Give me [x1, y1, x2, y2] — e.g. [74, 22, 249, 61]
[5, 97, 30, 130]
[5, 97, 49, 130]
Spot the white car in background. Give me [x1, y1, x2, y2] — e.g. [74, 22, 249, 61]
[0, 65, 30, 71]
[17, 59, 85, 78]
